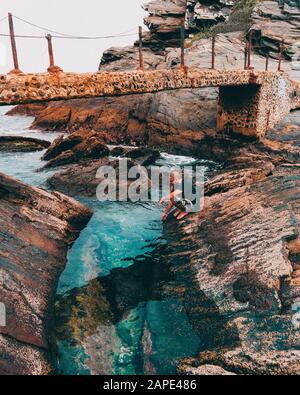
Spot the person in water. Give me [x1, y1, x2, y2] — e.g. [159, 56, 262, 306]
[160, 171, 192, 221]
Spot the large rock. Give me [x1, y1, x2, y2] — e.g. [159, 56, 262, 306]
[250, 1, 300, 79]
[186, 0, 234, 31]
[100, 46, 166, 72]
[0, 136, 50, 153]
[143, 0, 186, 49]
[30, 89, 218, 156]
[47, 157, 148, 198]
[0, 173, 92, 374]
[162, 161, 300, 374]
[6, 103, 47, 117]
[42, 129, 109, 169]
[141, 0, 236, 50]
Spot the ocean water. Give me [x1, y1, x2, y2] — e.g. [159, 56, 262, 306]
[0, 106, 218, 375]
[0, 106, 62, 186]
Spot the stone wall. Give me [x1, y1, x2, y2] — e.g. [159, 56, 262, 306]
[217, 84, 261, 137]
[217, 73, 293, 138]
[0, 69, 292, 138]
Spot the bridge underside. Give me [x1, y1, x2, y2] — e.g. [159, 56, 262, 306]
[0, 68, 292, 139]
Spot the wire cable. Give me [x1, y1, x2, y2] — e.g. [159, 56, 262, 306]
[0, 16, 8, 24]
[12, 14, 139, 39]
[0, 32, 138, 40]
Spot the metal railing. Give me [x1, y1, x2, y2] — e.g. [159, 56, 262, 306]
[0, 14, 286, 75]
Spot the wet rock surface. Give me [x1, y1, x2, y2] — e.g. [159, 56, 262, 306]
[167, 161, 300, 374]
[5, 103, 47, 117]
[0, 136, 50, 152]
[41, 129, 109, 169]
[0, 173, 92, 374]
[29, 89, 218, 155]
[47, 157, 148, 198]
[111, 146, 161, 166]
[3, 0, 300, 376]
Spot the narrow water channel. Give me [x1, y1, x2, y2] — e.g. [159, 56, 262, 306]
[0, 106, 219, 375]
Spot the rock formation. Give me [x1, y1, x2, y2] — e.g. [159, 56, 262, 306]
[3, 0, 300, 375]
[250, 1, 300, 61]
[28, 90, 218, 155]
[0, 136, 50, 153]
[186, 0, 236, 31]
[46, 143, 158, 197]
[41, 129, 109, 169]
[0, 173, 92, 374]
[142, 0, 186, 50]
[141, 0, 238, 50]
[5, 103, 47, 117]
[172, 162, 300, 374]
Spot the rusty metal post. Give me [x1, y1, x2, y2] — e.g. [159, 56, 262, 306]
[46, 34, 62, 73]
[265, 54, 269, 71]
[244, 44, 248, 70]
[47, 34, 55, 68]
[247, 30, 254, 69]
[180, 26, 186, 71]
[8, 13, 22, 74]
[138, 26, 144, 71]
[278, 39, 284, 72]
[211, 35, 216, 69]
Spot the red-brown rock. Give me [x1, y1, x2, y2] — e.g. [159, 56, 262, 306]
[0, 173, 92, 374]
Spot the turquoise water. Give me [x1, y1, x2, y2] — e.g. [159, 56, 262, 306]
[0, 106, 217, 375]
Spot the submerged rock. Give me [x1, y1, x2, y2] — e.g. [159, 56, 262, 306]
[47, 157, 148, 198]
[0, 136, 50, 152]
[0, 173, 92, 374]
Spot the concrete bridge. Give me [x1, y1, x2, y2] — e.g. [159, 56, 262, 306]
[0, 68, 293, 138]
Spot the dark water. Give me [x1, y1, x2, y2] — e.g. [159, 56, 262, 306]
[0, 106, 220, 375]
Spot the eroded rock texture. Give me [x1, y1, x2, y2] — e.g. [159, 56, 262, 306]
[3, 0, 300, 376]
[41, 130, 109, 169]
[169, 165, 300, 374]
[251, 1, 300, 62]
[0, 174, 92, 374]
[0, 136, 50, 153]
[169, 138, 300, 374]
[28, 89, 218, 154]
[143, 0, 186, 50]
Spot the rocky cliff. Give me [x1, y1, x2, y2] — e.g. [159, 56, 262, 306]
[0, 174, 92, 374]
[174, 161, 300, 374]
[4, 0, 300, 375]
